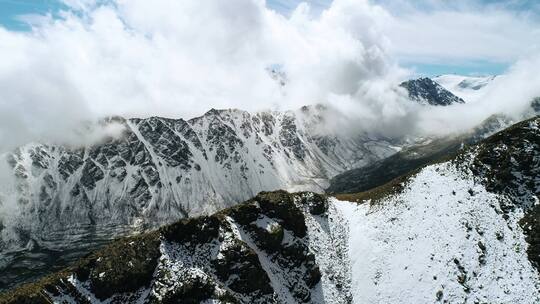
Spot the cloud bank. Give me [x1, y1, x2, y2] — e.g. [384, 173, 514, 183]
[374, 0, 540, 68]
[0, 0, 538, 151]
[0, 0, 409, 150]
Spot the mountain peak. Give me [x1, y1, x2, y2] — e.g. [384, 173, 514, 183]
[400, 77, 465, 106]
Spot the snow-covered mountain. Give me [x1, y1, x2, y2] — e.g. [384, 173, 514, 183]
[2, 91, 535, 291]
[0, 75, 493, 254]
[2, 115, 539, 303]
[0, 106, 398, 253]
[433, 74, 497, 103]
[0, 76, 501, 254]
[400, 77, 465, 106]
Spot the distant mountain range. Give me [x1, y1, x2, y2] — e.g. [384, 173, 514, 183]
[326, 113, 517, 194]
[400, 74, 498, 106]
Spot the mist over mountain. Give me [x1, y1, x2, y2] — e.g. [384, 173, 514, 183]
[0, 0, 539, 151]
[433, 74, 497, 103]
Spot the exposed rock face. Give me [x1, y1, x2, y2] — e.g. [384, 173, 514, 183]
[2, 117, 539, 304]
[0, 192, 352, 304]
[0, 106, 397, 251]
[400, 77, 465, 106]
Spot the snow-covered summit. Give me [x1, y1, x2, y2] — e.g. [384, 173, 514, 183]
[433, 74, 497, 103]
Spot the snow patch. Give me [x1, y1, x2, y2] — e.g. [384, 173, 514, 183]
[334, 162, 540, 303]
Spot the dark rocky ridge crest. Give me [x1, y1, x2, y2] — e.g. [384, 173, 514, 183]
[401, 77, 465, 106]
[0, 191, 338, 304]
[466, 117, 540, 271]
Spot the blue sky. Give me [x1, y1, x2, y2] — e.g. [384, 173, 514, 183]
[401, 61, 509, 78]
[0, 0, 537, 77]
[0, 0, 66, 31]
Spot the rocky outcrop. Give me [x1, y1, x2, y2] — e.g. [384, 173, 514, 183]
[401, 77, 465, 106]
[0, 191, 351, 304]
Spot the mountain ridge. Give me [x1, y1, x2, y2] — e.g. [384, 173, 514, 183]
[0, 105, 399, 290]
[400, 77, 466, 106]
[2, 115, 538, 303]
[327, 113, 515, 194]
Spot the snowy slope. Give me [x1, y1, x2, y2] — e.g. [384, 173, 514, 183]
[0, 106, 398, 253]
[2, 116, 539, 303]
[335, 116, 540, 303]
[434, 74, 497, 103]
[336, 163, 538, 303]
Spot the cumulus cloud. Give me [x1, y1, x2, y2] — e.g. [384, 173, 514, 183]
[0, 0, 411, 150]
[0, 0, 538, 152]
[377, 0, 540, 66]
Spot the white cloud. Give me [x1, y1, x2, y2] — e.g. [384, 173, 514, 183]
[0, 0, 409, 150]
[378, 0, 540, 65]
[269, 0, 540, 67]
[0, 0, 538, 152]
[413, 54, 540, 135]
